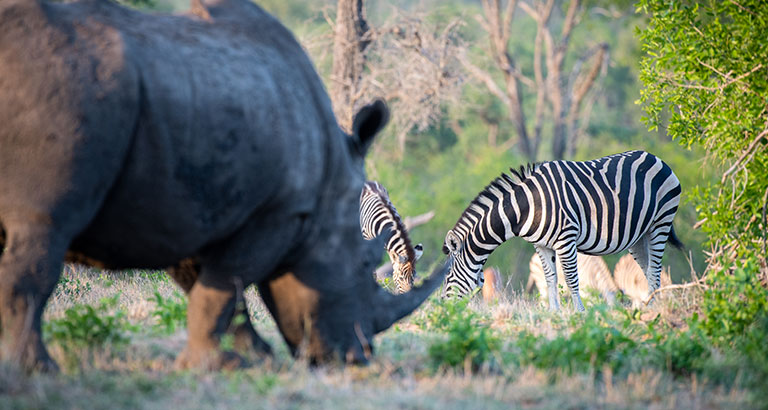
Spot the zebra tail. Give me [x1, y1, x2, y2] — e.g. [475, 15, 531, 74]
[668, 225, 685, 251]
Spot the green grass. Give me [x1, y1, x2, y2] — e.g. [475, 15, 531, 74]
[0, 264, 760, 409]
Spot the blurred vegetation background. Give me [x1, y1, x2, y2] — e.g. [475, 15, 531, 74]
[127, 0, 713, 288]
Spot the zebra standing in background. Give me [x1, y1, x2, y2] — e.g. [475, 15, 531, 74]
[527, 253, 618, 304]
[360, 181, 423, 293]
[442, 150, 683, 311]
[614, 253, 672, 308]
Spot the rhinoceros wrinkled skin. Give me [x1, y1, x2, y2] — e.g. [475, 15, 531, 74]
[0, 0, 448, 372]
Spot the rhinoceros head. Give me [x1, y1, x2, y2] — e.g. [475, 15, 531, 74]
[257, 100, 448, 363]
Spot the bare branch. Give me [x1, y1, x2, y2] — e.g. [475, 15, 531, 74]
[720, 128, 768, 183]
[643, 279, 709, 306]
[459, 54, 512, 107]
[501, 0, 519, 45]
[404, 210, 435, 231]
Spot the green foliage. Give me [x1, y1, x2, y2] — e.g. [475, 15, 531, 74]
[695, 259, 768, 345]
[150, 290, 187, 335]
[45, 294, 136, 348]
[515, 306, 638, 374]
[55, 276, 93, 298]
[687, 257, 768, 385]
[637, 0, 768, 257]
[426, 297, 501, 370]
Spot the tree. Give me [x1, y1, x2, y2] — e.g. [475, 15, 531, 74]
[463, 0, 609, 161]
[325, 1, 464, 155]
[638, 0, 768, 274]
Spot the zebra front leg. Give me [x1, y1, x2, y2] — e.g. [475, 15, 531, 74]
[534, 246, 559, 311]
[557, 247, 585, 312]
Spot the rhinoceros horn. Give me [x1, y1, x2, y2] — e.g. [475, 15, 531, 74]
[371, 256, 453, 333]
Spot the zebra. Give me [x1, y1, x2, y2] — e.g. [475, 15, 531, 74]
[480, 267, 504, 302]
[527, 253, 618, 304]
[360, 181, 423, 293]
[614, 253, 672, 308]
[441, 150, 683, 311]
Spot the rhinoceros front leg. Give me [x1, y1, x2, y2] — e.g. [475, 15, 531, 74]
[168, 259, 272, 356]
[174, 276, 244, 370]
[0, 221, 65, 372]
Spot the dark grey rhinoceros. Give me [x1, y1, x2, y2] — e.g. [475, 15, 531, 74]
[0, 0, 447, 371]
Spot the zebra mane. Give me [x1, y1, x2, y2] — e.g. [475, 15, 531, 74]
[507, 163, 540, 184]
[443, 170, 526, 254]
[363, 181, 416, 262]
[443, 163, 543, 254]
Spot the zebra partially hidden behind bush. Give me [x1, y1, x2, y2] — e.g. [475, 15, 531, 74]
[360, 181, 423, 294]
[527, 253, 618, 304]
[442, 150, 683, 311]
[614, 253, 672, 308]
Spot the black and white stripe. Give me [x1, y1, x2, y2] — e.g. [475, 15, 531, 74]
[442, 150, 682, 311]
[360, 181, 423, 294]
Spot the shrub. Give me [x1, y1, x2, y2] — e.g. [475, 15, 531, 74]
[45, 294, 136, 348]
[55, 276, 92, 298]
[427, 297, 500, 371]
[150, 290, 187, 335]
[689, 257, 768, 385]
[695, 258, 768, 345]
[515, 306, 637, 374]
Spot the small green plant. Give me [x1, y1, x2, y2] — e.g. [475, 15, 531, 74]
[55, 276, 92, 298]
[150, 290, 187, 335]
[427, 296, 500, 370]
[377, 276, 395, 292]
[45, 294, 136, 348]
[515, 306, 638, 374]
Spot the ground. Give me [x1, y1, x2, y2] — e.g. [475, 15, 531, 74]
[0, 264, 754, 409]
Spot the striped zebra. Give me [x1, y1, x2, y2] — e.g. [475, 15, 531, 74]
[614, 253, 672, 308]
[441, 150, 683, 311]
[360, 181, 423, 293]
[527, 253, 618, 304]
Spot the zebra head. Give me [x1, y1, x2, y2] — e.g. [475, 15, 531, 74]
[441, 229, 482, 298]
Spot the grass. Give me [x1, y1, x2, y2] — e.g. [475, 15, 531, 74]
[0, 264, 759, 409]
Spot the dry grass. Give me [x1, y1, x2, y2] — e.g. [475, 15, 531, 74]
[0, 265, 753, 409]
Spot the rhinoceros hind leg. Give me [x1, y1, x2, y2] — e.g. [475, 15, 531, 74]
[0, 221, 65, 372]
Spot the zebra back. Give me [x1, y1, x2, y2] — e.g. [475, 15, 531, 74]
[613, 253, 672, 307]
[360, 181, 419, 293]
[527, 253, 617, 301]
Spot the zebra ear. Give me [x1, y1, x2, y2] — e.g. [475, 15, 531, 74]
[414, 243, 424, 261]
[443, 230, 461, 255]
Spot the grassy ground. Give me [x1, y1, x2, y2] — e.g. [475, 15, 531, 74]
[0, 264, 757, 409]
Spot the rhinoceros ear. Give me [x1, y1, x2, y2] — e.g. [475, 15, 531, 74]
[351, 99, 389, 157]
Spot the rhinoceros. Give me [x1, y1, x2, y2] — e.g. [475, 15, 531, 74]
[0, 0, 447, 371]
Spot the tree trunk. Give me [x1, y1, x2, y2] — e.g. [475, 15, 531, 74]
[330, 0, 371, 133]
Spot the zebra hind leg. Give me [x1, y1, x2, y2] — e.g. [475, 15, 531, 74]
[629, 230, 667, 306]
[557, 247, 585, 312]
[534, 246, 560, 311]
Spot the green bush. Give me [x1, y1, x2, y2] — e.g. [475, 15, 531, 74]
[150, 290, 187, 335]
[689, 258, 768, 385]
[695, 259, 768, 345]
[45, 294, 136, 348]
[515, 306, 638, 374]
[427, 297, 501, 370]
[55, 276, 92, 298]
